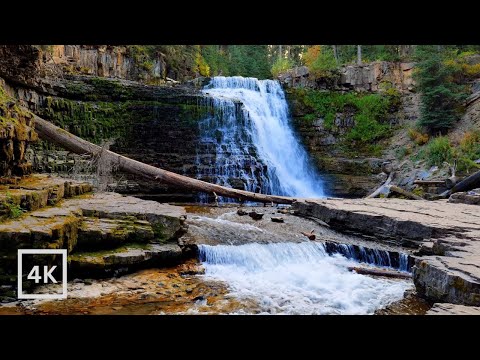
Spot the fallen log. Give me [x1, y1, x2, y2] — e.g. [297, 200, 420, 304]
[413, 180, 446, 186]
[450, 169, 480, 195]
[347, 266, 412, 279]
[445, 176, 459, 189]
[389, 185, 424, 200]
[33, 114, 296, 204]
[366, 172, 395, 198]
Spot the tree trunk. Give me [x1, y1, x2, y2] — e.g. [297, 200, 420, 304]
[332, 45, 339, 65]
[278, 45, 283, 60]
[33, 114, 296, 204]
[357, 45, 362, 65]
[450, 169, 480, 195]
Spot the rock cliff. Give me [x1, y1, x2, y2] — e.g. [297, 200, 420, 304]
[283, 62, 419, 197]
[0, 45, 208, 200]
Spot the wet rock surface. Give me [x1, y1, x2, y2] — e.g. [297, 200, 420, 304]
[0, 201, 419, 314]
[180, 205, 410, 256]
[294, 198, 480, 307]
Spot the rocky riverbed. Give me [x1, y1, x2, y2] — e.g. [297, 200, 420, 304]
[2, 174, 480, 315]
[0, 193, 425, 315]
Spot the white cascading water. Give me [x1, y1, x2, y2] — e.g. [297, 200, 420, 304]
[198, 76, 324, 199]
[198, 242, 412, 315]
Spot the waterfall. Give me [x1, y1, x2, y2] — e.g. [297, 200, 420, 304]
[324, 242, 411, 272]
[198, 242, 412, 315]
[197, 76, 324, 201]
[399, 253, 409, 272]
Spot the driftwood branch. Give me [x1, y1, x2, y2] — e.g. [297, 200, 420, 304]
[366, 172, 395, 199]
[33, 114, 297, 204]
[348, 266, 412, 279]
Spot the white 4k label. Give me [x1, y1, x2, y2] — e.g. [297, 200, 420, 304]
[18, 249, 67, 299]
[27, 265, 58, 283]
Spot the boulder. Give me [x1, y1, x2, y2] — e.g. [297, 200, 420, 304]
[448, 188, 480, 205]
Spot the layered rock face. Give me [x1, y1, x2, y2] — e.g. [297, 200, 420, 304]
[278, 61, 415, 92]
[0, 45, 207, 200]
[0, 80, 38, 177]
[283, 62, 419, 197]
[49, 45, 166, 84]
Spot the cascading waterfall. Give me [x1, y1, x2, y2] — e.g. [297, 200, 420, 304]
[197, 76, 324, 201]
[324, 242, 411, 272]
[198, 242, 412, 315]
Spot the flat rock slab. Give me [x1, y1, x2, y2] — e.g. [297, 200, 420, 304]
[0, 183, 188, 298]
[69, 244, 184, 277]
[0, 193, 187, 255]
[65, 192, 187, 242]
[0, 174, 92, 217]
[293, 198, 480, 306]
[427, 303, 480, 315]
[77, 218, 155, 251]
[0, 206, 81, 253]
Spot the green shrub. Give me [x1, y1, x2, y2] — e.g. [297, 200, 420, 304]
[271, 57, 294, 77]
[293, 89, 392, 153]
[456, 130, 480, 172]
[303, 45, 338, 78]
[424, 136, 453, 166]
[2, 193, 24, 219]
[396, 146, 412, 160]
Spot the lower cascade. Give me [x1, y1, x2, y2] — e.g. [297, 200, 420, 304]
[197, 76, 325, 201]
[198, 242, 412, 315]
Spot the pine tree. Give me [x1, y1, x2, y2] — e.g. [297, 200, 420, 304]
[414, 46, 465, 134]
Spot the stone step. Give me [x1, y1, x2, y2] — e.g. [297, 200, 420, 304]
[0, 190, 187, 299]
[0, 174, 93, 219]
[64, 192, 187, 242]
[0, 206, 81, 295]
[77, 218, 155, 251]
[69, 243, 184, 278]
[0, 206, 81, 254]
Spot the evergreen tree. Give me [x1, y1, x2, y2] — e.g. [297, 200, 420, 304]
[414, 46, 465, 134]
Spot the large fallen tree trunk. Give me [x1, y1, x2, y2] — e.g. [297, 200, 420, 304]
[33, 115, 297, 204]
[450, 169, 480, 195]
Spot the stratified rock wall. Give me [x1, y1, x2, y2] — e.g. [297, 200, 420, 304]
[279, 61, 415, 92]
[0, 79, 37, 177]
